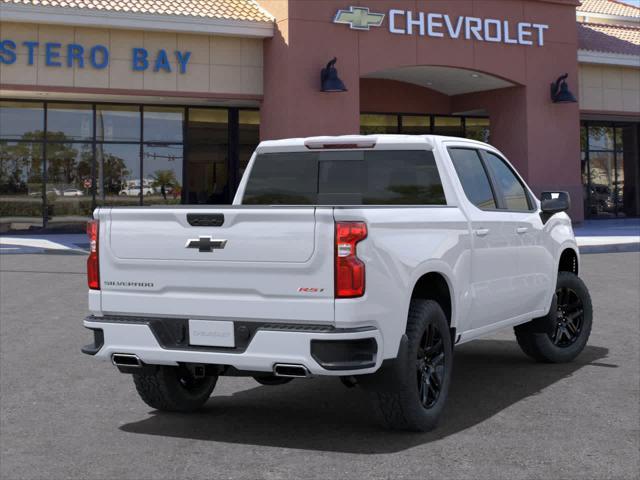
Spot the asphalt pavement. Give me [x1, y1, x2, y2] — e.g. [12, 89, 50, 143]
[0, 252, 638, 480]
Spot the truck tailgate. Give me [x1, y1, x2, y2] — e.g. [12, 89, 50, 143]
[97, 207, 335, 323]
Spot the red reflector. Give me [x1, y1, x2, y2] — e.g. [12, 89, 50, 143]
[335, 222, 367, 298]
[87, 220, 100, 290]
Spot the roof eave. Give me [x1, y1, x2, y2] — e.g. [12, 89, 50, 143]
[578, 49, 640, 67]
[0, 3, 275, 38]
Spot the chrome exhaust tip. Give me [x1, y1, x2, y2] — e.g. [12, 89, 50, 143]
[111, 353, 142, 368]
[273, 364, 310, 378]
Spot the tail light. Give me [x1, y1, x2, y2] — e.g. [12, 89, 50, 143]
[87, 220, 100, 290]
[335, 222, 367, 298]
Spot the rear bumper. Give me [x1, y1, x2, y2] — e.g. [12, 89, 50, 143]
[82, 316, 383, 376]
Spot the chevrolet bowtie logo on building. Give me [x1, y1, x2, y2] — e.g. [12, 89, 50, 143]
[334, 6, 385, 31]
[185, 236, 227, 253]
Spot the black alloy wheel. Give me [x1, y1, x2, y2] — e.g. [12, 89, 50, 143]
[417, 323, 445, 409]
[552, 286, 584, 347]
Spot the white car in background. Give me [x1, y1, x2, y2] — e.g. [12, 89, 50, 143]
[119, 186, 154, 196]
[62, 188, 85, 197]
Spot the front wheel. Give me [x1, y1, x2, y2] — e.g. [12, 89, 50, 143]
[366, 299, 452, 432]
[132, 365, 217, 412]
[515, 272, 593, 363]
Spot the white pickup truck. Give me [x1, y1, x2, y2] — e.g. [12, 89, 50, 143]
[82, 135, 592, 431]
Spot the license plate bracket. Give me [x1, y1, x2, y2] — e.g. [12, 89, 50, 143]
[188, 320, 235, 348]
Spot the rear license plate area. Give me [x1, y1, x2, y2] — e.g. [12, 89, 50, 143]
[188, 320, 235, 347]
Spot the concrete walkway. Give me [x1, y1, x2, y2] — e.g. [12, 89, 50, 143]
[574, 219, 640, 253]
[1, 219, 638, 255]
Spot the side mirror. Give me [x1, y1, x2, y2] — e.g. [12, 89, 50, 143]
[541, 191, 571, 215]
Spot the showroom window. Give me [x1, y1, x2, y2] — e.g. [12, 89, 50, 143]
[581, 121, 639, 218]
[0, 100, 260, 231]
[361, 113, 490, 141]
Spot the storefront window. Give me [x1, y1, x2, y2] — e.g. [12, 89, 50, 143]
[186, 108, 229, 204]
[143, 107, 183, 143]
[465, 118, 491, 143]
[401, 115, 431, 135]
[0, 141, 44, 229]
[143, 144, 183, 205]
[434, 116, 463, 137]
[97, 143, 141, 206]
[239, 110, 261, 182]
[47, 103, 93, 141]
[361, 114, 399, 134]
[361, 113, 490, 141]
[46, 143, 94, 225]
[0, 100, 259, 230]
[0, 101, 44, 140]
[96, 105, 140, 142]
[582, 121, 639, 218]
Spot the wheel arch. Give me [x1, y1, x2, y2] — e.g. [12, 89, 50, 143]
[558, 247, 579, 275]
[410, 271, 454, 329]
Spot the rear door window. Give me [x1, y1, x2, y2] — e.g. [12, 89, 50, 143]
[243, 150, 446, 205]
[448, 148, 497, 209]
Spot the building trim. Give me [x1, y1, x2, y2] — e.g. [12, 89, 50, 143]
[578, 49, 640, 67]
[580, 109, 640, 120]
[0, 83, 263, 102]
[0, 3, 275, 38]
[577, 12, 640, 25]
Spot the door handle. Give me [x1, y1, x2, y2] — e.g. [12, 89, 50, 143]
[475, 228, 490, 237]
[516, 227, 529, 234]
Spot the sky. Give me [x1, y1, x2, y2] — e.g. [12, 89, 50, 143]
[617, 0, 640, 7]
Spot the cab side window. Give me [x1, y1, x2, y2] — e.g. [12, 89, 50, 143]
[448, 148, 497, 209]
[481, 151, 532, 211]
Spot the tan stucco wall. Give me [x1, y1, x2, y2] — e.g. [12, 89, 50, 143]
[579, 63, 640, 113]
[0, 22, 263, 96]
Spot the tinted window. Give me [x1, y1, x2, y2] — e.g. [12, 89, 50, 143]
[448, 148, 496, 209]
[482, 152, 531, 211]
[243, 150, 446, 205]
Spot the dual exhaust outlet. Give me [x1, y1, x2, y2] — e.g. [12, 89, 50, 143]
[112, 354, 310, 378]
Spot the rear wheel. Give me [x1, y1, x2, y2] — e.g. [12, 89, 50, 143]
[515, 272, 592, 363]
[366, 299, 452, 432]
[132, 365, 217, 412]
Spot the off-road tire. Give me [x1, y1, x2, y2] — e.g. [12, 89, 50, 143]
[132, 365, 217, 412]
[366, 299, 452, 432]
[515, 272, 592, 363]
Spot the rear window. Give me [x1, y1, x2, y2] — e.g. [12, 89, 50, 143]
[242, 150, 446, 205]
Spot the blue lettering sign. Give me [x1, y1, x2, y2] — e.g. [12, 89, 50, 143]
[45, 42, 62, 67]
[132, 47, 148, 71]
[67, 44, 84, 68]
[1, 39, 192, 74]
[90, 45, 109, 69]
[153, 49, 171, 73]
[175, 51, 191, 74]
[22, 41, 38, 65]
[0, 39, 17, 64]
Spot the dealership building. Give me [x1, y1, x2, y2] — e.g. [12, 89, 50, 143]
[0, 0, 638, 230]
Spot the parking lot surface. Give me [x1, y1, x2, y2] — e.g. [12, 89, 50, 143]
[1, 252, 638, 480]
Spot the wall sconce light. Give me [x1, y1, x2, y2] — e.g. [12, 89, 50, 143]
[550, 73, 577, 104]
[321, 57, 347, 92]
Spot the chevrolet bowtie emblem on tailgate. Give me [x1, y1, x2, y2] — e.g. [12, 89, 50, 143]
[185, 236, 227, 253]
[334, 6, 385, 31]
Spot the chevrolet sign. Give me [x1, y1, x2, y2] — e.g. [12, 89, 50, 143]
[334, 6, 385, 31]
[334, 6, 549, 47]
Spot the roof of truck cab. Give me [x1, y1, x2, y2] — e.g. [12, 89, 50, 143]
[255, 134, 491, 152]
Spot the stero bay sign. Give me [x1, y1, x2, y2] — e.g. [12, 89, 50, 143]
[0, 40, 192, 73]
[334, 6, 550, 46]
